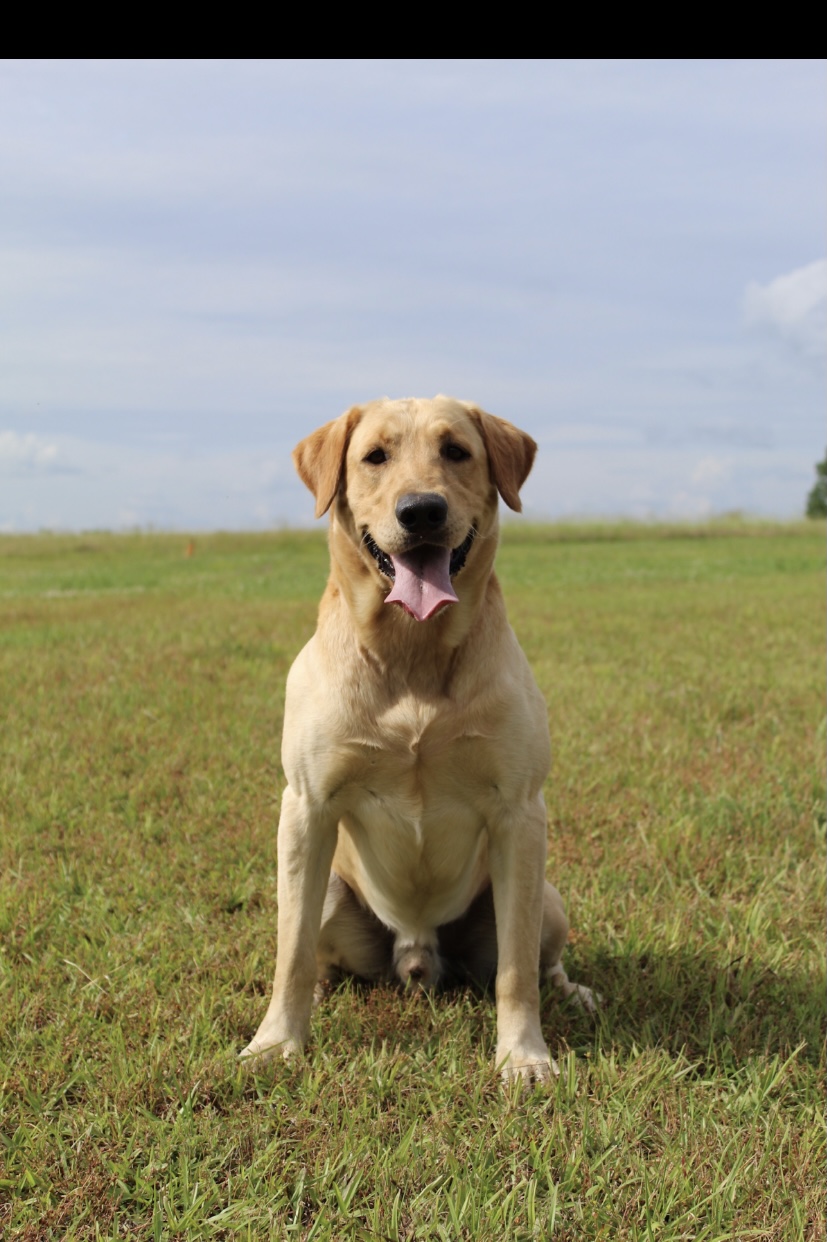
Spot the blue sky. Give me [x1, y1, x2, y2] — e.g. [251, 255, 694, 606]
[1, 58, 824, 530]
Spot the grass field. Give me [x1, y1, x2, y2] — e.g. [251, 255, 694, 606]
[0, 520, 824, 1240]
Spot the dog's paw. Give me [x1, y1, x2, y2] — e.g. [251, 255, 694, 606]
[393, 940, 443, 989]
[238, 1034, 302, 1066]
[546, 964, 601, 1015]
[556, 978, 601, 1015]
[571, 983, 601, 1014]
[496, 1039, 559, 1087]
[313, 978, 335, 1008]
[500, 1056, 560, 1087]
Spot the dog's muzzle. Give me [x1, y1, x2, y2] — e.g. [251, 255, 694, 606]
[363, 527, 476, 622]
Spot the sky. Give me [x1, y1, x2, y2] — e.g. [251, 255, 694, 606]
[1, 58, 824, 531]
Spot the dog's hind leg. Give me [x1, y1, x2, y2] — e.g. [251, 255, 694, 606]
[540, 882, 598, 1013]
[315, 872, 394, 991]
[439, 881, 597, 1013]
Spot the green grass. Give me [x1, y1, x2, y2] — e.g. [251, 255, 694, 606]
[0, 522, 824, 1240]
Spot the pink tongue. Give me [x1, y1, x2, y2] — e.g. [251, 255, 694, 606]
[385, 546, 458, 621]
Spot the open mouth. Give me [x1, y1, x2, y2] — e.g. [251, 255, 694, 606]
[363, 527, 476, 622]
[363, 528, 475, 581]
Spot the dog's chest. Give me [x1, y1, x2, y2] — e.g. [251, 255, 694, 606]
[333, 712, 492, 929]
[330, 695, 500, 850]
[342, 693, 493, 780]
[371, 694, 455, 754]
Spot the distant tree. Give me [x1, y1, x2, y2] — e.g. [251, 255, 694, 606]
[806, 451, 827, 518]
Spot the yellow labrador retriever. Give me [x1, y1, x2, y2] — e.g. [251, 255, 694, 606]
[241, 395, 593, 1082]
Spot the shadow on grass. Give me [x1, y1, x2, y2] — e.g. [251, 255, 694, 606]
[307, 944, 823, 1074]
[544, 945, 824, 1069]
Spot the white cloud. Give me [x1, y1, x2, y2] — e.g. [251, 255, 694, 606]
[690, 456, 730, 487]
[0, 431, 308, 531]
[0, 430, 59, 470]
[743, 260, 827, 361]
[522, 440, 809, 522]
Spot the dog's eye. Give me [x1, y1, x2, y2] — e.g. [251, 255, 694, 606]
[364, 448, 387, 465]
[442, 443, 470, 463]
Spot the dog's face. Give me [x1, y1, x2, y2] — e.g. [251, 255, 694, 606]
[294, 396, 536, 621]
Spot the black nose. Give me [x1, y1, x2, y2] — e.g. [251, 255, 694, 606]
[396, 492, 448, 536]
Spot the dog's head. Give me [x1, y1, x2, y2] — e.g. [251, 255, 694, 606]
[293, 396, 536, 622]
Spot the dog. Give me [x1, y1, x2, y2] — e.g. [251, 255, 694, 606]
[241, 395, 593, 1082]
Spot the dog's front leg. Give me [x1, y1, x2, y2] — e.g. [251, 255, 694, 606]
[489, 796, 555, 1084]
[240, 786, 337, 1064]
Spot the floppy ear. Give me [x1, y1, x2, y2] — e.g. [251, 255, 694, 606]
[292, 406, 362, 518]
[468, 407, 537, 512]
